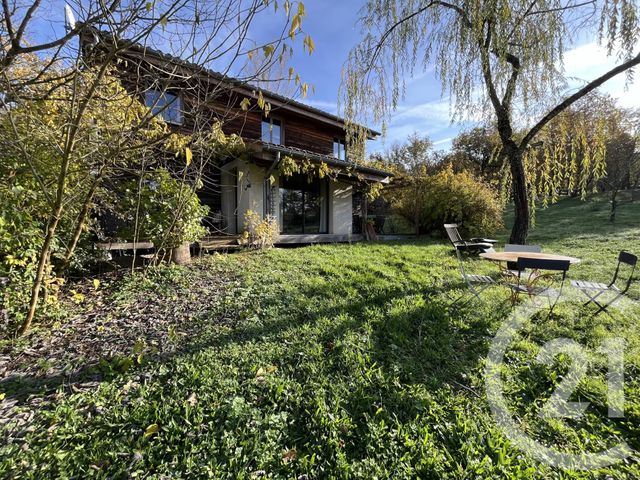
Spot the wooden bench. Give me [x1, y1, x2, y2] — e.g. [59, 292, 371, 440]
[197, 236, 242, 254]
[95, 241, 154, 251]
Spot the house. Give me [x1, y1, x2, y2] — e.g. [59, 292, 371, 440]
[83, 33, 392, 245]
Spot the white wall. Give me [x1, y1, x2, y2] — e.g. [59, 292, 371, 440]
[220, 166, 237, 234]
[236, 161, 266, 231]
[221, 163, 354, 236]
[329, 181, 353, 235]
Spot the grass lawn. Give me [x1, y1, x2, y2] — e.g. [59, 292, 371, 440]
[1, 194, 640, 478]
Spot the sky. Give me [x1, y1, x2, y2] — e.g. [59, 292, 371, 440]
[288, 0, 640, 155]
[26, 0, 640, 155]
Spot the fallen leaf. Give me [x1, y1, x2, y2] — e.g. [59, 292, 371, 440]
[143, 423, 159, 438]
[282, 448, 297, 464]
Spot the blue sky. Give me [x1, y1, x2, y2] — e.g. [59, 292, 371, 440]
[288, 0, 640, 155]
[282, 0, 461, 154]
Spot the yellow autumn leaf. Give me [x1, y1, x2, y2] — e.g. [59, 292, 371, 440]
[144, 423, 159, 438]
[93, 279, 100, 290]
[240, 97, 251, 111]
[289, 14, 301, 38]
[304, 35, 315, 54]
[263, 44, 275, 58]
[185, 147, 193, 166]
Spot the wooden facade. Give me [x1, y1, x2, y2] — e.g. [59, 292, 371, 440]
[84, 35, 370, 157]
[83, 32, 390, 243]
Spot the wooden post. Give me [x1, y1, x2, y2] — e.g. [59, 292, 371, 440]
[362, 194, 369, 240]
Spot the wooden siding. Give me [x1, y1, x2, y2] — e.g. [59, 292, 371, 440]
[109, 48, 347, 156]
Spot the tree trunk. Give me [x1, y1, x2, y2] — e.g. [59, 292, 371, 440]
[18, 208, 64, 335]
[170, 242, 191, 265]
[610, 190, 618, 223]
[60, 176, 102, 273]
[507, 148, 530, 244]
[362, 195, 369, 239]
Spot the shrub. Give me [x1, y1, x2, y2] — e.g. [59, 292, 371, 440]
[241, 210, 278, 249]
[387, 165, 503, 236]
[117, 169, 209, 249]
[0, 180, 63, 334]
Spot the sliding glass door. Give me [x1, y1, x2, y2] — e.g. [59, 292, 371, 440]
[279, 174, 328, 234]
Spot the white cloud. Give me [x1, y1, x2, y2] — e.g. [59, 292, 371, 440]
[376, 40, 640, 153]
[392, 97, 453, 123]
[562, 41, 640, 108]
[299, 99, 339, 113]
[433, 137, 453, 146]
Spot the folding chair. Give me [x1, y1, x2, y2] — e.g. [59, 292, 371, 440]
[509, 257, 571, 313]
[504, 243, 542, 276]
[444, 223, 496, 255]
[571, 251, 637, 316]
[451, 249, 497, 307]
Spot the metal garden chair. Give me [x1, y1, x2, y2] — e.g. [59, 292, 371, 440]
[504, 243, 542, 276]
[571, 251, 637, 316]
[452, 249, 497, 307]
[444, 223, 496, 255]
[509, 257, 571, 312]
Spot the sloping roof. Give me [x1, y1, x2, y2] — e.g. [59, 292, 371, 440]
[257, 142, 393, 182]
[85, 29, 381, 137]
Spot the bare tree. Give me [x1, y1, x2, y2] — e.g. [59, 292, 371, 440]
[0, 0, 311, 335]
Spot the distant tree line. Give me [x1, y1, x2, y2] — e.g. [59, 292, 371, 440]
[370, 92, 640, 235]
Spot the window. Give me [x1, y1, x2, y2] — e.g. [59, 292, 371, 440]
[145, 89, 183, 125]
[279, 174, 328, 234]
[333, 139, 346, 160]
[261, 117, 282, 145]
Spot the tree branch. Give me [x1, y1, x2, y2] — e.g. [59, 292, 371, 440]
[479, 21, 504, 118]
[521, 50, 640, 148]
[366, 1, 471, 71]
[501, 52, 520, 108]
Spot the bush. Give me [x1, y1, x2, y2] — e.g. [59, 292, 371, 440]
[117, 169, 209, 249]
[241, 210, 278, 249]
[387, 165, 503, 236]
[0, 181, 63, 334]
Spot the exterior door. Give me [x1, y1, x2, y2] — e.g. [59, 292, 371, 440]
[279, 174, 328, 234]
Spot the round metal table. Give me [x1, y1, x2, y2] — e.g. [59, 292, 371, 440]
[479, 251, 581, 265]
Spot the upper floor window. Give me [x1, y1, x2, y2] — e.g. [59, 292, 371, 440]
[333, 139, 346, 160]
[145, 89, 183, 125]
[261, 117, 282, 145]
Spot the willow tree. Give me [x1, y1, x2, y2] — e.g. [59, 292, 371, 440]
[343, 0, 640, 242]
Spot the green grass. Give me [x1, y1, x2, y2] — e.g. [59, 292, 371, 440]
[2, 194, 640, 478]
